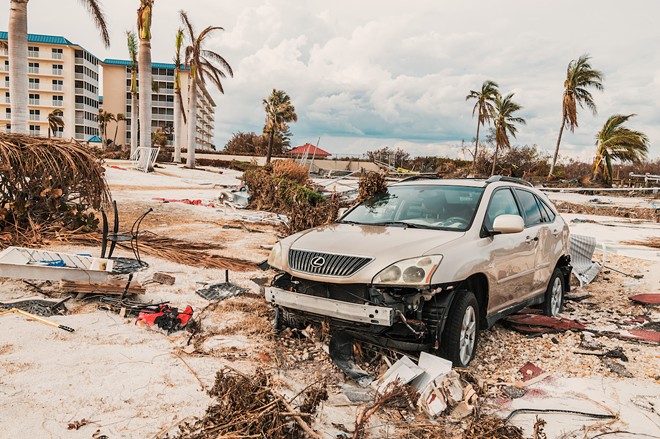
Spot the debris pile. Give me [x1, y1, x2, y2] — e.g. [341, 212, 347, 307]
[173, 368, 322, 439]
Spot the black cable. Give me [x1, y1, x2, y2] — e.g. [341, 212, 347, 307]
[505, 408, 616, 422]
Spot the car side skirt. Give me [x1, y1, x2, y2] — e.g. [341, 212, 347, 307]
[266, 286, 395, 326]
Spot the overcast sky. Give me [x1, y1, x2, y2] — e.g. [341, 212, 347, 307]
[2, 0, 659, 160]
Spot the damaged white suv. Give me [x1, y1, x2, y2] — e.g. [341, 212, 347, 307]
[266, 176, 572, 367]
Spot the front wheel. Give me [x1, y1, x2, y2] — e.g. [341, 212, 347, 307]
[543, 268, 565, 317]
[440, 290, 479, 367]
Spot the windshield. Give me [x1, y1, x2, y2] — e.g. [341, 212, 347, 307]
[341, 185, 484, 231]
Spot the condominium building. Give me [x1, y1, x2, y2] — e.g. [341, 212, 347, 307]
[0, 32, 100, 140]
[102, 59, 216, 150]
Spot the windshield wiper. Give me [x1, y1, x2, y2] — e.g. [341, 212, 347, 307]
[370, 221, 436, 229]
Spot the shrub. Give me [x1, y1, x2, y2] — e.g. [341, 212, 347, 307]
[357, 171, 387, 203]
[271, 159, 309, 185]
[243, 166, 339, 234]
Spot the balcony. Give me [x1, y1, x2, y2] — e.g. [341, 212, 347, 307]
[28, 99, 40, 106]
[53, 100, 63, 107]
[52, 69, 63, 76]
[29, 83, 40, 90]
[28, 67, 40, 74]
[52, 53, 63, 60]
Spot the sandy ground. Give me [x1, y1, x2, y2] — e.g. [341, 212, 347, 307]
[1, 162, 659, 438]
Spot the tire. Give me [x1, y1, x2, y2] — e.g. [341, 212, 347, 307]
[440, 290, 479, 367]
[273, 307, 304, 330]
[543, 268, 565, 317]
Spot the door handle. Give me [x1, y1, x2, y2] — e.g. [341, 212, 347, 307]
[525, 236, 539, 244]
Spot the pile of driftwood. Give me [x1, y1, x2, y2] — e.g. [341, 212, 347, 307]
[173, 368, 325, 439]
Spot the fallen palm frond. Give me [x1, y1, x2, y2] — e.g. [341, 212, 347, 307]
[0, 133, 110, 234]
[353, 381, 418, 439]
[623, 237, 660, 248]
[50, 231, 257, 272]
[173, 367, 321, 438]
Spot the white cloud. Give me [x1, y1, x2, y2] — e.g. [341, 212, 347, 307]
[1, 0, 658, 158]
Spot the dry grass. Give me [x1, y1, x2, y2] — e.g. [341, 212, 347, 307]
[357, 171, 388, 203]
[271, 159, 310, 185]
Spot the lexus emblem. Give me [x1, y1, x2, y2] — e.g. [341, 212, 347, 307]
[310, 256, 326, 268]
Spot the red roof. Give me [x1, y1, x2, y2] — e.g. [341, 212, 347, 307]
[286, 143, 331, 157]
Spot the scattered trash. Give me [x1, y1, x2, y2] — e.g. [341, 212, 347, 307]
[502, 385, 527, 399]
[374, 355, 423, 394]
[569, 234, 601, 286]
[616, 329, 660, 343]
[519, 362, 545, 382]
[341, 384, 375, 403]
[195, 271, 249, 301]
[603, 264, 644, 279]
[629, 294, 660, 305]
[0, 297, 70, 317]
[328, 330, 374, 387]
[565, 293, 593, 302]
[0, 308, 74, 332]
[136, 304, 193, 334]
[152, 272, 176, 286]
[505, 313, 587, 334]
[602, 358, 634, 378]
[67, 418, 96, 430]
[60, 280, 145, 296]
[622, 280, 642, 287]
[152, 197, 217, 207]
[574, 346, 629, 362]
[109, 257, 149, 274]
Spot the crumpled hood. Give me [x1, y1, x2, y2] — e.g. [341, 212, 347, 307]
[285, 223, 463, 262]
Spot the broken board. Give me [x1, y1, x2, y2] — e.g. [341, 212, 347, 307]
[59, 280, 145, 295]
[0, 247, 114, 284]
[629, 294, 660, 305]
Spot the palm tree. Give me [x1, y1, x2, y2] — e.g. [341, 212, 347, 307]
[173, 28, 187, 163]
[137, 0, 154, 152]
[8, 0, 109, 135]
[466, 80, 499, 174]
[98, 110, 115, 149]
[126, 30, 139, 156]
[47, 109, 64, 138]
[592, 114, 648, 186]
[491, 93, 526, 176]
[113, 113, 126, 146]
[548, 55, 604, 177]
[263, 89, 298, 164]
[180, 10, 233, 169]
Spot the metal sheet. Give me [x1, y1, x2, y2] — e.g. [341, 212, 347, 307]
[266, 286, 394, 326]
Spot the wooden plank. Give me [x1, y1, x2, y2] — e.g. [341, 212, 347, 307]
[59, 280, 145, 295]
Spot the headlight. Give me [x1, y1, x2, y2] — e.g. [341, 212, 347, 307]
[372, 255, 442, 286]
[267, 242, 284, 270]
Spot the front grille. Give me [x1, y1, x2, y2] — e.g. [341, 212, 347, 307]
[288, 249, 373, 277]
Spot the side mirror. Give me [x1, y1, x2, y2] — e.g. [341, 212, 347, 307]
[492, 214, 524, 234]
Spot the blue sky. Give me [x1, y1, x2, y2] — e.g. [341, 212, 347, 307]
[2, 0, 659, 160]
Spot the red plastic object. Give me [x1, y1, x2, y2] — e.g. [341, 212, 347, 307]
[519, 362, 545, 381]
[506, 314, 586, 331]
[629, 294, 660, 305]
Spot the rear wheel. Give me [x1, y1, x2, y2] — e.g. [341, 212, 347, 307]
[440, 290, 479, 367]
[543, 268, 564, 316]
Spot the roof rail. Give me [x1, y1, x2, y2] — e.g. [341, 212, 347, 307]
[399, 174, 442, 182]
[485, 175, 533, 187]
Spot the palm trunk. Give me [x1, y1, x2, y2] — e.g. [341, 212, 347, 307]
[173, 89, 182, 163]
[266, 130, 275, 164]
[9, 0, 29, 135]
[548, 120, 565, 177]
[186, 78, 197, 169]
[113, 123, 119, 145]
[138, 39, 152, 150]
[470, 121, 481, 175]
[490, 144, 499, 176]
[130, 92, 138, 156]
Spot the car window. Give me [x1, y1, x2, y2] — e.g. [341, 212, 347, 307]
[341, 185, 484, 231]
[515, 189, 543, 227]
[538, 198, 556, 222]
[485, 188, 520, 229]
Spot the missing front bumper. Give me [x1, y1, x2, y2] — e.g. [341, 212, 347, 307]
[266, 286, 395, 326]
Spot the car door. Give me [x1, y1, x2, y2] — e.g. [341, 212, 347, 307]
[533, 195, 565, 292]
[482, 188, 536, 314]
[513, 189, 550, 297]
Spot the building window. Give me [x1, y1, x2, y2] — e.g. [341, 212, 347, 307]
[4, 76, 9, 87]
[28, 46, 39, 58]
[29, 125, 41, 136]
[28, 78, 40, 90]
[4, 92, 9, 104]
[52, 48, 63, 60]
[29, 109, 41, 121]
[28, 62, 40, 74]
[52, 64, 63, 76]
[2, 60, 7, 72]
[29, 93, 40, 105]
[53, 95, 64, 107]
[54, 126, 64, 138]
[52, 79, 63, 91]
[5, 124, 10, 133]
[5, 108, 10, 119]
